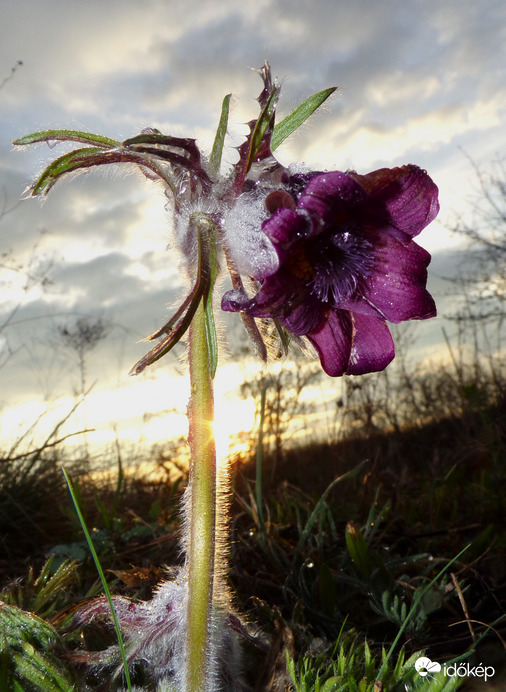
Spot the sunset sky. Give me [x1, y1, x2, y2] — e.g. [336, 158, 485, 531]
[1, 0, 505, 453]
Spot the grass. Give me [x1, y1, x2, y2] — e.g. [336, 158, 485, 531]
[62, 467, 132, 691]
[0, 354, 505, 690]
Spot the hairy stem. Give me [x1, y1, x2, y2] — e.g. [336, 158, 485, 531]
[184, 295, 217, 691]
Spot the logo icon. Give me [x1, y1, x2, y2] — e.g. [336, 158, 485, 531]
[415, 657, 442, 677]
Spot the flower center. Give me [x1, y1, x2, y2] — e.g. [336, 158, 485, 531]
[307, 230, 373, 305]
[285, 243, 316, 280]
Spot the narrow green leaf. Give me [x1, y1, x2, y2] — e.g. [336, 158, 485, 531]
[204, 284, 218, 380]
[129, 314, 195, 374]
[31, 558, 78, 618]
[21, 142, 181, 198]
[13, 129, 120, 149]
[17, 642, 72, 691]
[199, 214, 218, 378]
[130, 213, 216, 376]
[129, 277, 205, 375]
[271, 86, 336, 151]
[208, 93, 231, 178]
[29, 147, 108, 195]
[245, 86, 280, 172]
[204, 297, 218, 379]
[123, 133, 196, 152]
[62, 468, 132, 691]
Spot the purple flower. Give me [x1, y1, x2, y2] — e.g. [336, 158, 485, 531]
[222, 165, 438, 376]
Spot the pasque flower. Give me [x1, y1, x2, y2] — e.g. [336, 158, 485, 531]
[222, 165, 438, 376]
[14, 63, 439, 691]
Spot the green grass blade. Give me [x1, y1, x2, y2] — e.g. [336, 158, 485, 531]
[271, 86, 336, 151]
[113, 447, 124, 518]
[62, 467, 132, 691]
[31, 558, 79, 618]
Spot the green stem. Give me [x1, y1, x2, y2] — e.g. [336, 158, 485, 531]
[184, 295, 217, 691]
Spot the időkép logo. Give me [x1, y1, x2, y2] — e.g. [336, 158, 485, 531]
[415, 656, 495, 682]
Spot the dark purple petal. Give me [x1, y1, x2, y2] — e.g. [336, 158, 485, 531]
[222, 271, 292, 315]
[307, 310, 394, 376]
[222, 271, 325, 335]
[345, 313, 395, 375]
[262, 207, 309, 249]
[307, 310, 353, 376]
[342, 235, 436, 322]
[350, 165, 439, 238]
[282, 292, 325, 334]
[297, 171, 367, 229]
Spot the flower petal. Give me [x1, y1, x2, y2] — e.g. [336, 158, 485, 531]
[307, 310, 395, 376]
[346, 313, 395, 375]
[297, 171, 367, 229]
[350, 165, 439, 238]
[307, 310, 353, 376]
[344, 235, 436, 322]
[282, 292, 325, 334]
[223, 271, 325, 334]
[262, 207, 309, 249]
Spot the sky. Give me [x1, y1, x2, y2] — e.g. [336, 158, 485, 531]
[1, 0, 505, 455]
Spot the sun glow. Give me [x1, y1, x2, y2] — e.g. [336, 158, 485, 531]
[213, 396, 256, 461]
[0, 359, 258, 469]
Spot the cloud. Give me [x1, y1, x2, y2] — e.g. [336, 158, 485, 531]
[298, 92, 505, 173]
